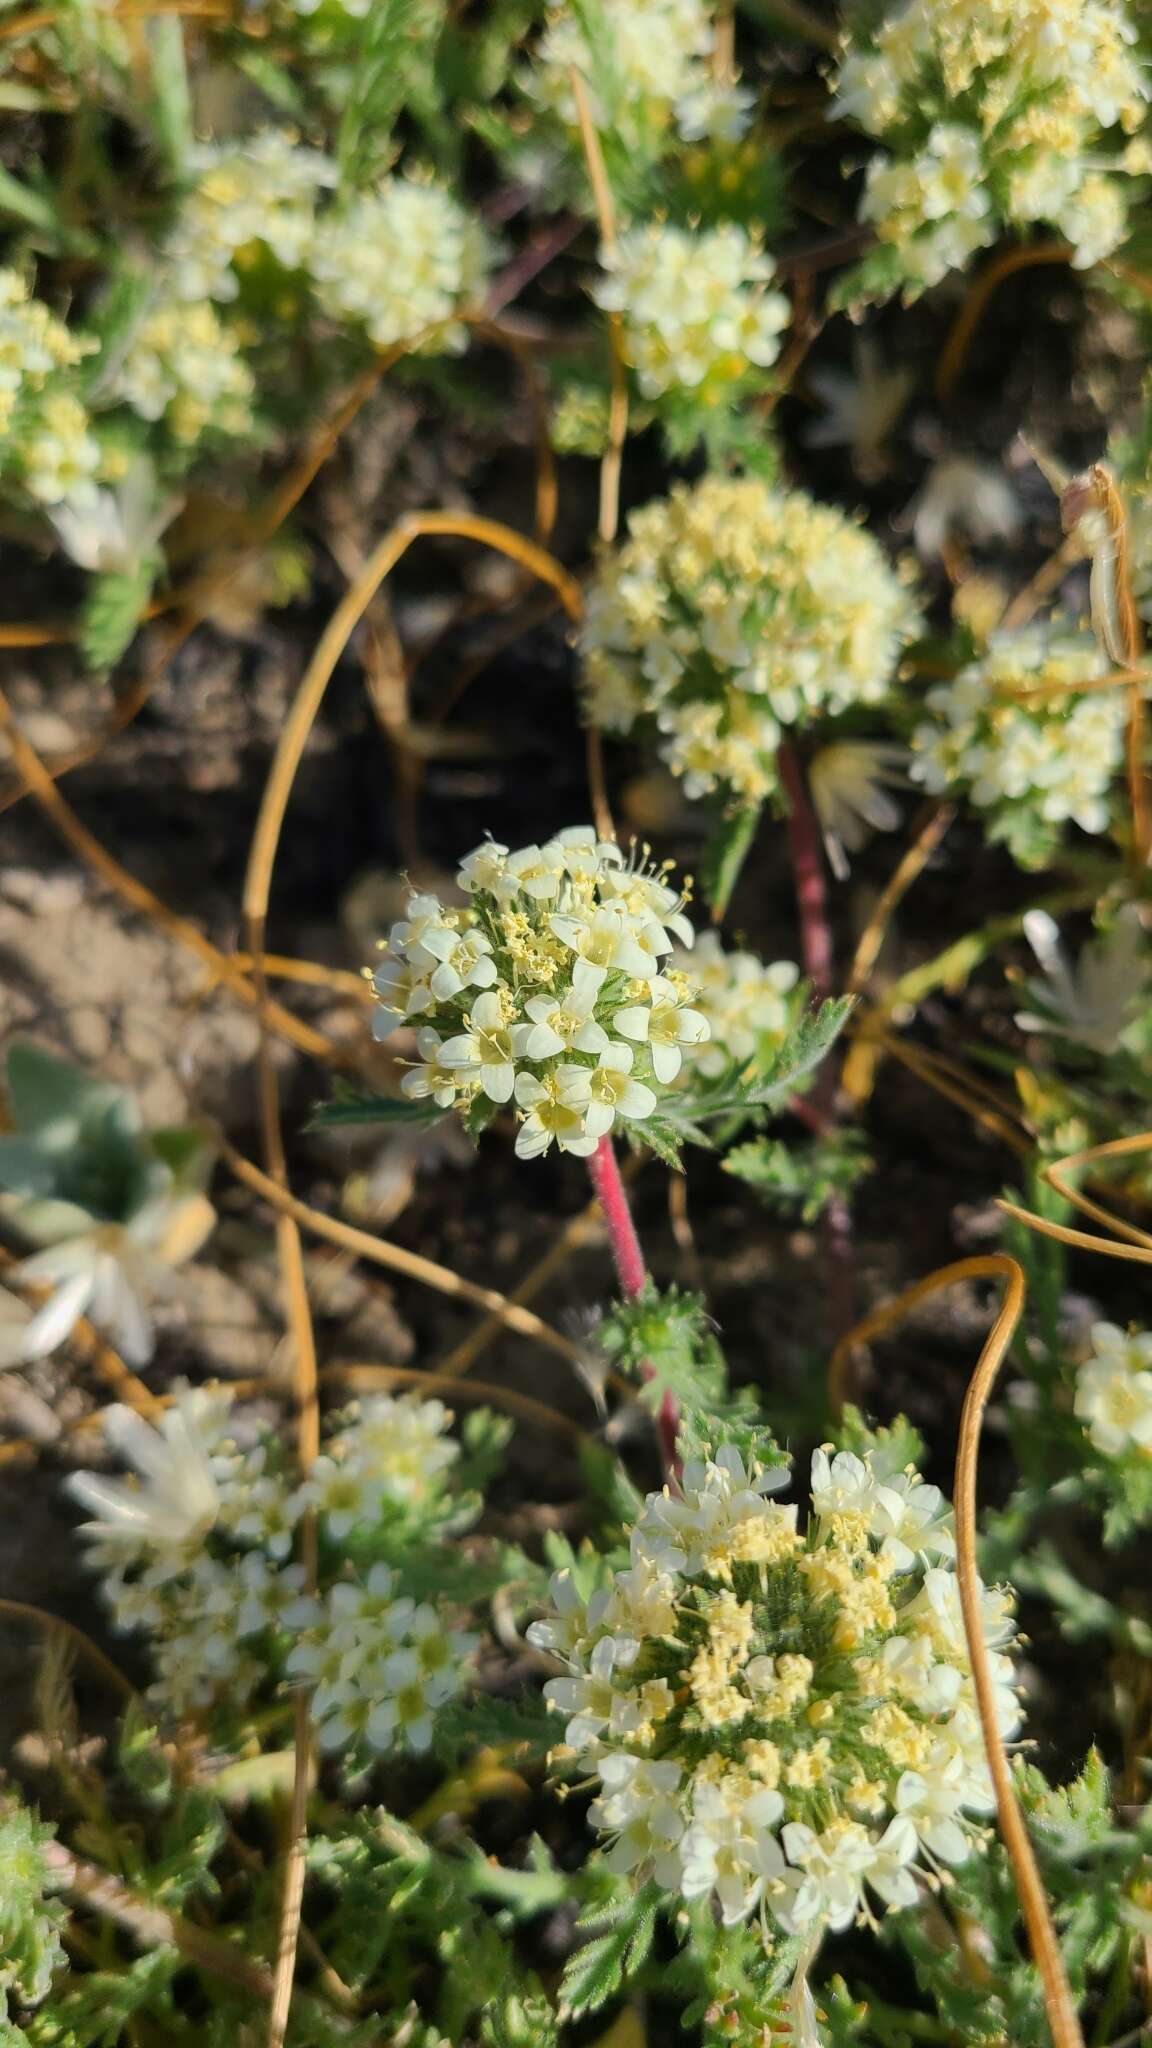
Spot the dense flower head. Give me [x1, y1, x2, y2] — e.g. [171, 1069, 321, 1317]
[0, 270, 100, 510]
[1075, 1323, 1152, 1461]
[166, 131, 338, 303]
[673, 933, 800, 1080]
[836, 0, 1147, 287]
[296, 1394, 460, 1538]
[533, 1440, 1017, 1934]
[310, 178, 490, 353]
[529, 0, 716, 145]
[67, 1386, 477, 1731]
[909, 627, 1126, 867]
[372, 827, 707, 1160]
[581, 477, 921, 804]
[593, 224, 789, 402]
[287, 1561, 477, 1755]
[114, 296, 254, 444]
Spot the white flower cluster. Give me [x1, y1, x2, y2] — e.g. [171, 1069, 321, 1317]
[0, 270, 100, 510]
[165, 132, 338, 303]
[113, 297, 254, 445]
[533, 1441, 1018, 1935]
[373, 827, 708, 1161]
[581, 477, 920, 805]
[67, 1387, 472, 1729]
[309, 179, 490, 353]
[529, 0, 728, 150]
[298, 1394, 460, 1538]
[673, 933, 799, 1081]
[909, 628, 1126, 867]
[288, 1563, 476, 1755]
[1075, 1323, 1152, 1461]
[593, 224, 789, 401]
[836, 0, 1148, 287]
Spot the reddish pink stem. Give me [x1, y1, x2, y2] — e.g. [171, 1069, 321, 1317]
[777, 741, 856, 1344]
[777, 739, 834, 1003]
[587, 1135, 679, 1476]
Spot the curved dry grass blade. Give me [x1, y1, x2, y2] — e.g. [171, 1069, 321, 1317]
[0, 1597, 135, 1701]
[936, 243, 1071, 405]
[829, 1254, 1085, 2048]
[1042, 1131, 1152, 1252]
[216, 1130, 580, 1363]
[319, 1362, 590, 1443]
[847, 801, 956, 994]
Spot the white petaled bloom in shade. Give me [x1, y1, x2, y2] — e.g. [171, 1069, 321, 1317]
[371, 828, 707, 1161]
[809, 740, 908, 880]
[286, 1562, 477, 1756]
[1074, 1323, 1152, 1460]
[13, 1189, 216, 1367]
[66, 1388, 236, 1567]
[593, 223, 789, 402]
[906, 457, 1021, 562]
[802, 336, 913, 482]
[909, 626, 1126, 868]
[310, 178, 490, 355]
[835, 0, 1147, 294]
[581, 476, 921, 807]
[672, 934, 799, 1081]
[1015, 907, 1151, 1056]
[528, 0, 714, 146]
[535, 1438, 1015, 1942]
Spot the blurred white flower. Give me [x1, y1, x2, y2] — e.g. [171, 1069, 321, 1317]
[15, 1191, 215, 1365]
[803, 337, 913, 481]
[1075, 1322, 1152, 1459]
[67, 1387, 233, 1553]
[810, 740, 908, 879]
[48, 458, 178, 574]
[0, 1286, 33, 1368]
[1016, 907, 1149, 1054]
[907, 456, 1021, 560]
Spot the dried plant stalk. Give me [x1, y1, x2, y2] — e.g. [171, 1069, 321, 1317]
[829, 1256, 1085, 2048]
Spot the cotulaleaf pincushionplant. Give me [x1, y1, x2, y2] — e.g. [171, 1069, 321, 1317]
[835, 0, 1149, 296]
[672, 932, 800, 1080]
[1075, 1323, 1152, 1462]
[528, 0, 718, 148]
[592, 223, 789, 402]
[909, 626, 1127, 867]
[68, 1385, 483, 1741]
[580, 476, 921, 805]
[371, 826, 708, 1159]
[532, 1438, 1015, 1942]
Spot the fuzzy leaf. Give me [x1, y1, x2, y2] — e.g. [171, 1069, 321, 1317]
[308, 1092, 446, 1131]
[699, 803, 761, 919]
[559, 1884, 660, 2020]
[80, 559, 158, 674]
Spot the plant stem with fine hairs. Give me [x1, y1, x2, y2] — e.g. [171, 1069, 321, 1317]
[777, 739, 856, 1348]
[587, 1135, 679, 1475]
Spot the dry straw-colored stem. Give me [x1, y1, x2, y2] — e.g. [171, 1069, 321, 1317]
[848, 802, 956, 995]
[0, 1597, 135, 1700]
[319, 1362, 589, 1443]
[42, 1839, 274, 1999]
[1000, 1130, 1152, 1264]
[216, 1129, 580, 1362]
[829, 1257, 1085, 2048]
[936, 243, 1071, 405]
